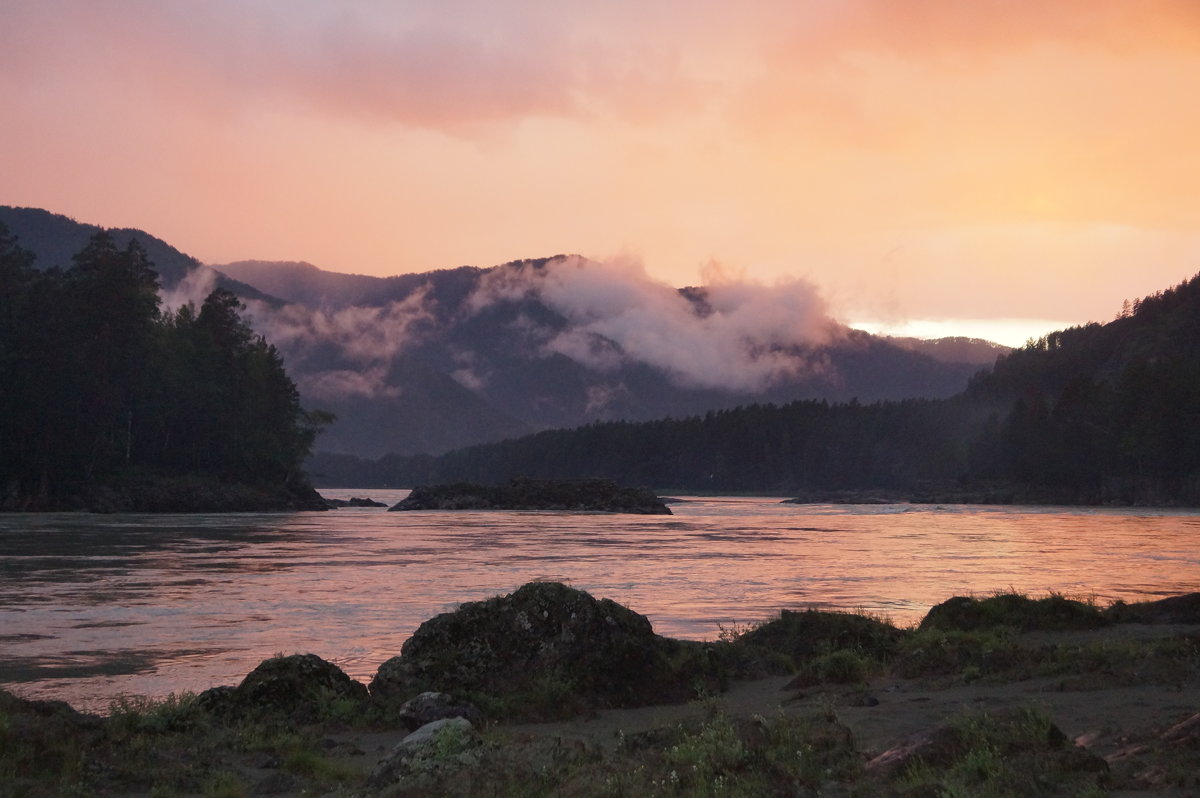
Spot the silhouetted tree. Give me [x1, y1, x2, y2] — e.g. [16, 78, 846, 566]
[0, 231, 330, 508]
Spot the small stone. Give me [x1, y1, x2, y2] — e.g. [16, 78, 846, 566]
[396, 692, 483, 731]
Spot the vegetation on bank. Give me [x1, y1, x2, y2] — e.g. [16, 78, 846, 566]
[3, 584, 1198, 796]
[313, 273, 1200, 506]
[0, 222, 330, 510]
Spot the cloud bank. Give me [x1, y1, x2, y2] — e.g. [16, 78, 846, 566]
[469, 256, 840, 392]
[167, 257, 842, 397]
[235, 285, 434, 400]
[245, 288, 433, 366]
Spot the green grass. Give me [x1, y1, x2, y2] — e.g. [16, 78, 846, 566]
[892, 626, 1024, 680]
[895, 707, 1108, 798]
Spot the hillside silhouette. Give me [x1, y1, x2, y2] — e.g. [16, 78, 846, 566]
[2, 207, 1000, 460]
[318, 273, 1200, 505]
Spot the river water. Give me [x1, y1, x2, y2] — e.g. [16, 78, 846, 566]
[1, 492, 1197, 713]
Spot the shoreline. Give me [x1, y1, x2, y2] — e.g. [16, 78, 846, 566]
[4, 585, 1199, 795]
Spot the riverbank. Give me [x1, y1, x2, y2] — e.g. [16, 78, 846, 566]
[1, 473, 330, 513]
[3, 586, 1198, 796]
[782, 483, 1200, 508]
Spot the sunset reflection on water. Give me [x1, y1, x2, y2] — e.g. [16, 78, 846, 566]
[1, 495, 1197, 712]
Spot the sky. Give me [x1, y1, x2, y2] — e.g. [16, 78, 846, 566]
[2, 0, 1199, 347]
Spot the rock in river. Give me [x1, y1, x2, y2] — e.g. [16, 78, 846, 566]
[388, 478, 671, 514]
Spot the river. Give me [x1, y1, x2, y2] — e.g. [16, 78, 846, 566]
[1, 492, 1197, 713]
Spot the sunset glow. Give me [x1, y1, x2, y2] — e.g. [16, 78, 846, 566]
[2, 0, 1198, 338]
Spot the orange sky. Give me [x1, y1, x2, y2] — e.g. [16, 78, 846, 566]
[2, 0, 1198, 345]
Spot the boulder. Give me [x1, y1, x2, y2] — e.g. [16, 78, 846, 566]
[0, 688, 103, 734]
[388, 478, 671, 514]
[368, 717, 479, 790]
[1105, 593, 1200, 624]
[737, 608, 904, 663]
[198, 653, 368, 723]
[395, 692, 483, 731]
[370, 581, 704, 716]
[919, 593, 1107, 632]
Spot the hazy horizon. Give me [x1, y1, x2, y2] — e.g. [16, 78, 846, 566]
[3, 1, 1197, 346]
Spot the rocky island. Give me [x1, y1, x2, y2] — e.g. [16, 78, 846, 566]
[388, 478, 672, 514]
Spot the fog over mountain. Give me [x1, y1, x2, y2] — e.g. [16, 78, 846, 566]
[2, 206, 1008, 460]
[217, 256, 1005, 458]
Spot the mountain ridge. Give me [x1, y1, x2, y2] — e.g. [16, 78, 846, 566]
[220, 256, 998, 457]
[0, 206, 277, 305]
[3, 206, 1009, 460]
[333, 270, 1200, 503]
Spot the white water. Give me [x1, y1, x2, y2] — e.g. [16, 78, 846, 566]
[1, 493, 1197, 712]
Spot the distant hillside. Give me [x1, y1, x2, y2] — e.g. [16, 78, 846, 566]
[888, 336, 1010, 366]
[0, 207, 276, 303]
[218, 259, 484, 309]
[319, 272, 1200, 505]
[216, 257, 992, 458]
[4, 206, 1003, 462]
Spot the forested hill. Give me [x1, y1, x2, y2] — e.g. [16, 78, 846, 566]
[963, 274, 1200, 502]
[0, 222, 329, 511]
[2, 208, 1000, 461]
[314, 273, 1200, 506]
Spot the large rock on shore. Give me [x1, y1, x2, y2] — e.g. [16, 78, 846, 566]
[919, 594, 1108, 632]
[1104, 593, 1200, 624]
[737, 608, 904, 663]
[388, 478, 671, 514]
[369, 581, 713, 717]
[198, 653, 369, 723]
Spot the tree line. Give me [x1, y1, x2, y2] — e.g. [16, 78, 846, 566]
[0, 223, 329, 509]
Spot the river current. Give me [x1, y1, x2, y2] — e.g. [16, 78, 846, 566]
[1, 492, 1197, 712]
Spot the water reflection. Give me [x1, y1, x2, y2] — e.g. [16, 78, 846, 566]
[0, 495, 1197, 711]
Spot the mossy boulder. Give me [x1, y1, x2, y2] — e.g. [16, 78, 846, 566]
[920, 594, 1107, 632]
[737, 609, 905, 665]
[388, 478, 671, 514]
[1104, 593, 1200, 624]
[370, 582, 711, 717]
[198, 653, 368, 723]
